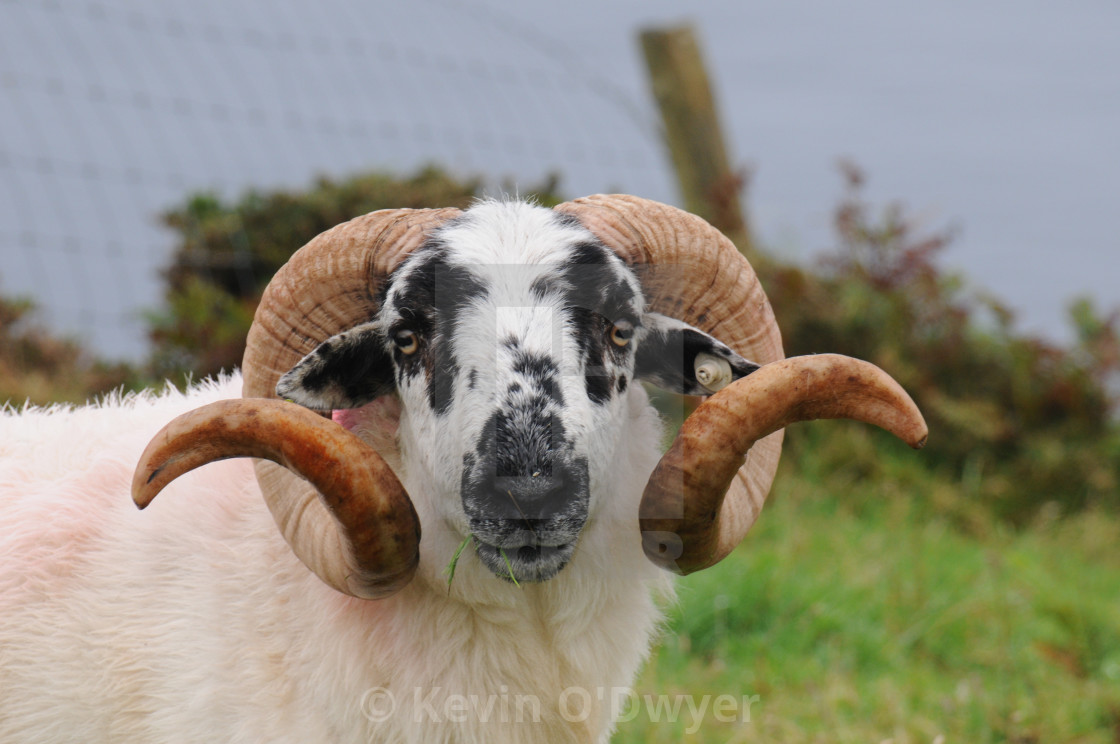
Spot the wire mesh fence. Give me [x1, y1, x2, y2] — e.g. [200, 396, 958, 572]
[0, 0, 675, 360]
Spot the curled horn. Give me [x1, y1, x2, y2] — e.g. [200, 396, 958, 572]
[640, 354, 927, 573]
[556, 195, 926, 573]
[133, 207, 460, 598]
[133, 399, 419, 598]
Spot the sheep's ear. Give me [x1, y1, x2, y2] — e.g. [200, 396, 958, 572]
[276, 322, 396, 410]
[635, 313, 761, 396]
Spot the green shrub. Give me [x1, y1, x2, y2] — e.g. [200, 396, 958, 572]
[0, 292, 138, 406]
[147, 161, 1119, 524]
[149, 166, 564, 381]
[759, 163, 1120, 523]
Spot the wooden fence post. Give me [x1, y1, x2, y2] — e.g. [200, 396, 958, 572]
[640, 24, 752, 255]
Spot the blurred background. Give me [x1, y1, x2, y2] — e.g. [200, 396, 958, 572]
[4, 0, 1119, 361]
[2, 1, 1118, 741]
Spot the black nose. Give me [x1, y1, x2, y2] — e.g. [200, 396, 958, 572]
[464, 402, 590, 525]
[491, 470, 571, 520]
[463, 449, 591, 549]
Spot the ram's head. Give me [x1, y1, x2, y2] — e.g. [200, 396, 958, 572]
[134, 195, 927, 598]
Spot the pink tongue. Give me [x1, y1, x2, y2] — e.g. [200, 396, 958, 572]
[330, 397, 403, 437]
[332, 409, 358, 431]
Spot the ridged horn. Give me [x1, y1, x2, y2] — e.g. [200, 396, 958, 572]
[242, 207, 460, 597]
[132, 399, 420, 598]
[555, 194, 785, 568]
[640, 354, 928, 573]
[134, 207, 460, 598]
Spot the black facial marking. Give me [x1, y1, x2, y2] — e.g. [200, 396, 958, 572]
[430, 357, 458, 415]
[566, 240, 612, 269]
[567, 305, 602, 369]
[530, 274, 561, 302]
[617, 375, 628, 393]
[602, 278, 639, 326]
[552, 211, 585, 231]
[551, 235, 639, 313]
[552, 239, 640, 406]
[566, 304, 613, 405]
[277, 323, 394, 409]
[636, 326, 708, 392]
[387, 238, 489, 415]
[585, 367, 612, 404]
[511, 350, 555, 385]
[470, 403, 569, 483]
[511, 351, 563, 406]
[468, 368, 478, 391]
[307, 336, 391, 404]
[494, 395, 562, 478]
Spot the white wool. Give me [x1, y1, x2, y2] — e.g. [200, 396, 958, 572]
[0, 372, 672, 744]
[0, 200, 698, 739]
[0, 200, 686, 743]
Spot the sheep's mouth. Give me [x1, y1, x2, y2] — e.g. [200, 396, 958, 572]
[473, 539, 576, 583]
[460, 453, 590, 582]
[468, 513, 584, 583]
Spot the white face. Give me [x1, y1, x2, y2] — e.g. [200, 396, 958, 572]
[277, 201, 761, 583]
[378, 205, 645, 582]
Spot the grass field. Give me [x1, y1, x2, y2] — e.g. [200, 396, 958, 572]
[615, 423, 1120, 743]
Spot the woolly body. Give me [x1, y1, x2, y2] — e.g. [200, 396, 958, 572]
[0, 375, 670, 743]
[0, 202, 704, 742]
[0, 199, 928, 742]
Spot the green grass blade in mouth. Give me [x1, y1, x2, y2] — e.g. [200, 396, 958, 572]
[499, 547, 521, 587]
[444, 535, 472, 592]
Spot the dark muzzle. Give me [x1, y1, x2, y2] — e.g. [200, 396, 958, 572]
[461, 406, 590, 581]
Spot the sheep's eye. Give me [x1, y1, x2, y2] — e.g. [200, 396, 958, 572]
[609, 320, 634, 348]
[393, 329, 419, 355]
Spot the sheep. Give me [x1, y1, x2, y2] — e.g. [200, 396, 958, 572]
[0, 195, 927, 743]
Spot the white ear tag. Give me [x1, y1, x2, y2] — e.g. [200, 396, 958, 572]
[694, 353, 734, 393]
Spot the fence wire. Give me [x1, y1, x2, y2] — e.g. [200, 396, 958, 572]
[0, 0, 673, 359]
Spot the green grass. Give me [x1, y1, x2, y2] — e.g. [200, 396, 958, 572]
[614, 424, 1120, 743]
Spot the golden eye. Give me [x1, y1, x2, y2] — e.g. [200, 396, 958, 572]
[393, 329, 419, 355]
[609, 320, 634, 348]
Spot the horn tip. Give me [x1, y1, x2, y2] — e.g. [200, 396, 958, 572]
[639, 529, 691, 575]
[346, 559, 420, 600]
[131, 470, 158, 510]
